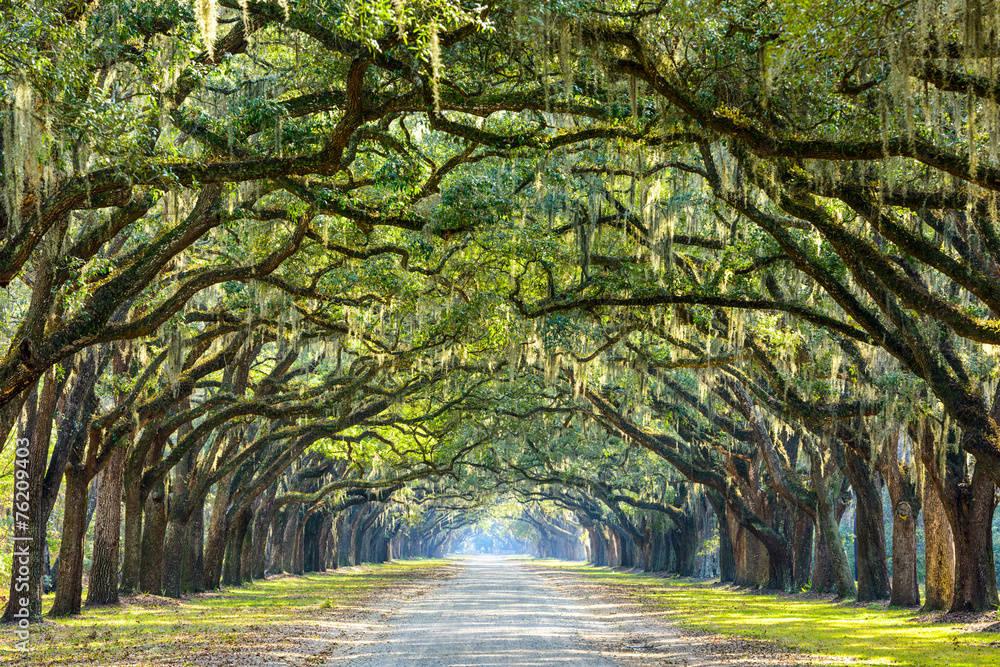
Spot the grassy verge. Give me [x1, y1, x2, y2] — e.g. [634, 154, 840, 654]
[535, 560, 999, 667]
[0, 559, 452, 667]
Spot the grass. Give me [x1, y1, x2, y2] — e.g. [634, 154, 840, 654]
[0, 559, 451, 666]
[535, 560, 1000, 667]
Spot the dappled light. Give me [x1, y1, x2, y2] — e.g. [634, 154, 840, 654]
[329, 557, 617, 666]
[2, 0, 1000, 664]
[545, 563, 998, 667]
[324, 556, 703, 666]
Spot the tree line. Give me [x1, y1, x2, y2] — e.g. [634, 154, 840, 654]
[1, 0, 999, 623]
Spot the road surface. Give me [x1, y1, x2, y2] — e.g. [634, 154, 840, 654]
[325, 555, 671, 666]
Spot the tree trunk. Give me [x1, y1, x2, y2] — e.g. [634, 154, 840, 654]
[41, 350, 100, 531]
[222, 506, 251, 586]
[1, 382, 45, 624]
[268, 508, 289, 574]
[2, 365, 70, 624]
[728, 510, 773, 588]
[317, 517, 332, 571]
[328, 513, 343, 569]
[711, 498, 735, 582]
[920, 423, 996, 612]
[118, 472, 145, 595]
[878, 431, 921, 607]
[86, 442, 128, 606]
[791, 510, 814, 592]
[948, 467, 999, 612]
[304, 512, 325, 572]
[139, 478, 168, 594]
[810, 458, 856, 597]
[281, 509, 300, 573]
[240, 515, 254, 584]
[640, 539, 653, 573]
[845, 449, 891, 601]
[183, 499, 205, 593]
[346, 506, 367, 567]
[0, 389, 30, 463]
[672, 527, 697, 576]
[161, 515, 188, 598]
[727, 512, 750, 585]
[811, 528, 834, 594]
[221, 509, 247, 587]
[621, 529, 637, 568]
[586, 527, 601, 565]
[293, 512, 306, 574]
[162, 442, 198, 598]
[121, 423, 169, 595]
[48, 440, 93, 617]
[203, 475, 233, 590]
[890, 499, 919, 606]
[252, 483, 278, 579]
[921, 476, 955, 611]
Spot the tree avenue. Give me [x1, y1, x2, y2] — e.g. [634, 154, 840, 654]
[2, 0, 1000, 641]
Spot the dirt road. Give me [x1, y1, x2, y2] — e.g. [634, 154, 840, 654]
[324, 555, 698, 666]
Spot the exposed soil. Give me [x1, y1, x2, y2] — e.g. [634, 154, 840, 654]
[41, 558, 991, 666]
[320, 556, 833, 666]
[175, 560, 1000, 666]
[187, 564, 458, 667]
[5, 563, 458, 667]
[524, 562, 850, 667]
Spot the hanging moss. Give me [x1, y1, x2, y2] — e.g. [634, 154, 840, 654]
[195, 0, 217, 56]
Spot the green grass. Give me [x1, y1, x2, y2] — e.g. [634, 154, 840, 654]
[536, 560, 1000, 667]
[0, 559, 451, 666]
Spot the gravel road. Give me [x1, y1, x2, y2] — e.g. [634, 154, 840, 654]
[324, 555, 688, 667]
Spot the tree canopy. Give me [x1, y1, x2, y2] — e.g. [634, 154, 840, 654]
[3, 0, 1000, 622]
